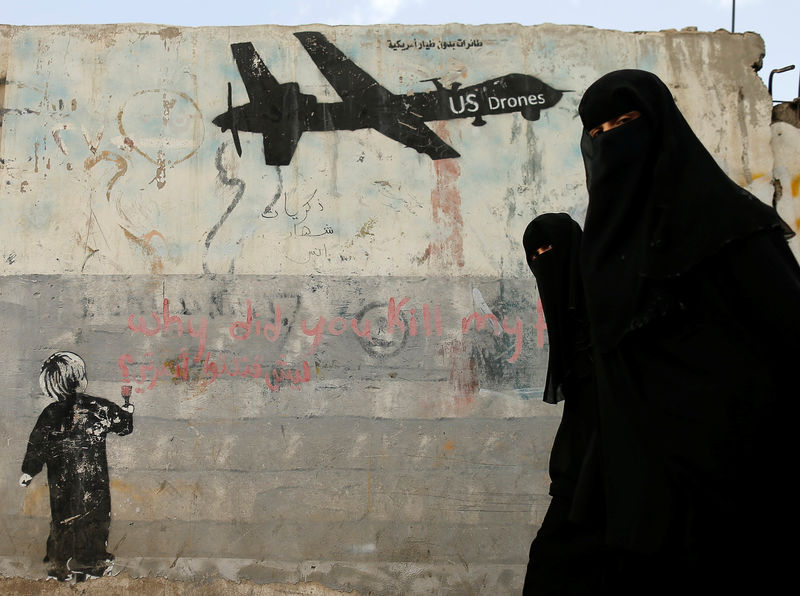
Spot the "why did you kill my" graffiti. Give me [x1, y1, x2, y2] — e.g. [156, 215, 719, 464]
[119, 297, 532, 394]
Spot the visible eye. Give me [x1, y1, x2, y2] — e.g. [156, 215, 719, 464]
[587, 110, 642, 138]
[529, 244, 553, 261]
[614, 111, 640, 126]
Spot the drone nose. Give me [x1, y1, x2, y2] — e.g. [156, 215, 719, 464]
[212, 114, 227, 130]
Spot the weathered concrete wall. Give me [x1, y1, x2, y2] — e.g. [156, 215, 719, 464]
[773, 100, 800, 258]
[0, 23, 776, 594]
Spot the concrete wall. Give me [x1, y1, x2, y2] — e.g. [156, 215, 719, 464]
[773, 100, 800, 259]
[0, 23, 777, 594]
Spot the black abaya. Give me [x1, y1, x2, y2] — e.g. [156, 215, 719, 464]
[578, 70, 798, 594]
[521, 214, 605, 595]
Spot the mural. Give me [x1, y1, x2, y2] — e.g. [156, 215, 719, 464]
[213, 32, 563, 165]
[0, 22, 774, 593]
[19, 352, 134, 581]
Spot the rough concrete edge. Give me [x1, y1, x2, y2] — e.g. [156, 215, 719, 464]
[0, 21, 767, 36]
[0, 574, 358, 595]
[773, 100, 800, 128]
[770, 107, 800, 259]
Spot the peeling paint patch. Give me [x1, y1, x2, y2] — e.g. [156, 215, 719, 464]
[441, 338, 479, 409]
[424, 122, 465, 269]
[158, 27, 182, 41]
[356, 218, 376, 238]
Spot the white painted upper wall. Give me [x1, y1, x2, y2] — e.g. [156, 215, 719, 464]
[0, 24, 773, 277]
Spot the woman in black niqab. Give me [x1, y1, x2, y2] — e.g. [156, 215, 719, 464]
[523, 213, 586, 406]
[578, 69, 799, 594]
[522, 214, 605, 596]
[579, 69, 791, 349]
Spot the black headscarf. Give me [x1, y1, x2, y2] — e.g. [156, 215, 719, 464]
[523, 213, 588, 404]
[578, 69, 791, 350]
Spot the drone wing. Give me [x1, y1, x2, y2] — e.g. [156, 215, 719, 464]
[374, 118, 460, 160]
[294, 31, 391, 102]
[294, 32, 458, 160]
[231, 42, 280, 102]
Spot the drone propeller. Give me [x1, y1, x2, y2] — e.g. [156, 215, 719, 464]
[227, 82, 242, 157]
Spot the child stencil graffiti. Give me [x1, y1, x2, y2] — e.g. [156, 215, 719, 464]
[19, 352, 134, 581]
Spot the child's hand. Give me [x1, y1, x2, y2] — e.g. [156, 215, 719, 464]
[122, 404, 135, 414]
[19, 473, 32, 487]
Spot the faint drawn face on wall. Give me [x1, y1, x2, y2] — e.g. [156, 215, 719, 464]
[588, 110, 642, 138]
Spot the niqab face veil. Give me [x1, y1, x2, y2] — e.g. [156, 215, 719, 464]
[523, 213, 587, 404]
[578, 69, 791, 350]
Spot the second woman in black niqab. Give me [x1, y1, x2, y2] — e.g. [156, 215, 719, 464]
[578, 70, 799, 594]
[521, 214, 605, 596]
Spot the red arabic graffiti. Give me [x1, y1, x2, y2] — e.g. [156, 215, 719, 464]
[121, 299, 310, 393]
[117, 349, 310, 394]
